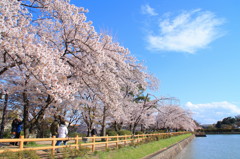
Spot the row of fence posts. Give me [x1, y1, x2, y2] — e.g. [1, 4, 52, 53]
[0, 132, 188, 156]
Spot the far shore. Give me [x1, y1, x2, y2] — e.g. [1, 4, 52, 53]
[205, 132, 240, 134]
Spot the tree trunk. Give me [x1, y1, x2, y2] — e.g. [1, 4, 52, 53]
[132, 124, 137, 135]
[140, 124, 144, 132]
[129, 124, 132, 132]
[114, 121, 118, 132]
[100, 123, 106, 137]
[87, 127, 91, 137]
[100, 121, 106, 137]
[82, 113, 92, 137]
[23, 90, 30, 138]
[87, 122, 93, 137]
[100, 106, 107, 137]
[0, 93, 8, 138]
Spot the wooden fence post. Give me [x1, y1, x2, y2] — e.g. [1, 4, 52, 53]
[51, 136, 56, 156]
[131, 135, 134, 145]
[0, 131, 190, 155]
[75, 135, 79, 150]
[116, 134, 118, 149]
[19, 136, 24, 151]
[92, 135, 95, 152]
[105, 135, 108, 150]
[124, 135, 127, 146]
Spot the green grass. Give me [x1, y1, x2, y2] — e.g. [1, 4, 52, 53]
[24, 141, 47, 147]
[82, 133, 192, 159]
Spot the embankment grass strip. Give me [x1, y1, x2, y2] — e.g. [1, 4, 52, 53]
[84, 133, 192, 159]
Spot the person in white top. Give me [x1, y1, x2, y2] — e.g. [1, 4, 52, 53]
[56, 120, 68, 147]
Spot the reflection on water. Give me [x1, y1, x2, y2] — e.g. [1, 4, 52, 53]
[175, 135, 240, 159]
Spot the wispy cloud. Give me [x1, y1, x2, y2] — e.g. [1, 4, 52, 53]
[141, 4, 158, 16]
[146, 9, 225, 53]
[185, 101, 240, 124]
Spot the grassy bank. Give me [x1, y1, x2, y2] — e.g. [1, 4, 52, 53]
[83, 133, 192, 159]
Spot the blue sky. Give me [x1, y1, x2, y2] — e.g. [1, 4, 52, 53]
[71, 0, 240, 124]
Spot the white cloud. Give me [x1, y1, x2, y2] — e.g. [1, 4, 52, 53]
[186, 101, 240, 114]
[185, 101, 240, 124]
[141, 4, 158, 16]
[146, 9, 225, 53]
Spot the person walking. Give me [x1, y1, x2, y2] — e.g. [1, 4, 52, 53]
[91, 126, 98, 136]
[50, 115, 60, 137]
[10, 119, 18, 145]
[14, 119, 22, 146]
[55, 120, 68, 153]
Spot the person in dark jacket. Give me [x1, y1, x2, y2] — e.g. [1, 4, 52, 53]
[14, 119, 23, 146]
[10, 119, 18, 145]
[50, 115, 60, 137]
[91, 127, 98, 136]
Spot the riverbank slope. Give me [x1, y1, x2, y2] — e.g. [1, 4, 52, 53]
[142, 135, 195, 159]
[86, 134, 192, 159]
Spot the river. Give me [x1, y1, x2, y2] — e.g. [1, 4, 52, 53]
[175, 134, 240, 159]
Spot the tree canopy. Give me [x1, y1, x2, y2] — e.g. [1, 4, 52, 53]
[0, 0, 196, 137]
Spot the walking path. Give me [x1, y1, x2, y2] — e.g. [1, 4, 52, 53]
[34, 140, 130, 158]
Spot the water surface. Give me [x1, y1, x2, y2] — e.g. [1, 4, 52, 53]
[175, 134, 240, 159]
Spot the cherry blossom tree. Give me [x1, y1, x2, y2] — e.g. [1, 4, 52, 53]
[0, 0, 149, 133]
[1, 0, 141, 103]
[0, 67, 57, 137]
[1, 0, 163, 138]
[113, 93, 159, 134]
[75, 91, 101, 136]
[156, 104, 196, 131]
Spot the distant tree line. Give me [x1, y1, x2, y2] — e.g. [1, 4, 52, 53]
[203, 115, 240, 134]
